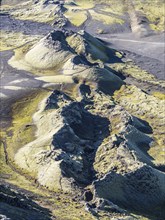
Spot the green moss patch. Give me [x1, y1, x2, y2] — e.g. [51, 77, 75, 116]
[64, 9, 88, 26]
[0, 31, 41, 52]
[3, 90, 50, 160]
[134, 0, 165, 31]
[114, 85, 165, 164]
[75, 0, 94, 9]
[110, 62, 155, 81]
[89, 10, 124, 25]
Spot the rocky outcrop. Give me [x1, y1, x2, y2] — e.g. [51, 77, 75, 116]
[9, 28, 124, 94]
[7, 25, 164, 219]
[14, 84, 165, 219]
[66, 30, 122, 63]
[1, 1, 165, 219]
[10, 28, 122, 69]
[93, 165, 165, 217]
[0, 184, 51, 220]
[14, 90, 110, 191]
[114, 85, 165, 164]
[8, 0, 67, 24]
[24, 30, 72, 69]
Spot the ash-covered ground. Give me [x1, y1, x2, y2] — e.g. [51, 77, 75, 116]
[0, 1, 165, 220]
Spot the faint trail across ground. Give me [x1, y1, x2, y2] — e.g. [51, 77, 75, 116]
[100, 37, 164, 45]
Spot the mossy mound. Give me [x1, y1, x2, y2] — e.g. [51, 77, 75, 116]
[9, 29, 73, 74]
[72, 66, 124, 95]
[66, 30, 121, 63]
[0, 31, 41, 52]
[13, 85, 165, 220]
[7, 0, 65, 23]
[93, 164, 165, 217]
[9, 28, 124, 96]
[114, 85, 165, 164]
[133, 0, 165, 32]
[64, 9, 88, 26]
[9, 28, 122, 74]
[24, 30, 72, 69]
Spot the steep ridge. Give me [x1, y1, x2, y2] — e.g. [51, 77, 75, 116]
[9, 28, 124, 94]
[126, 0, 153, 37]
[8, 28, 165, 219]
[0, 1, 165, 220]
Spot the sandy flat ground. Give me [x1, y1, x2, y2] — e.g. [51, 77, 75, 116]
[99, 32, 165, 79]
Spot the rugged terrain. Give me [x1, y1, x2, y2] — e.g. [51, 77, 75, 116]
[0, 0, 165, 220]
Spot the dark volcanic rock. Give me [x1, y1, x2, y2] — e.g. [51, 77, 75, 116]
[93, 165, 165, 218]
[0, 185, 52, 220]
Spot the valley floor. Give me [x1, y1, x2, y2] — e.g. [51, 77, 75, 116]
[0, 1, 165, 220]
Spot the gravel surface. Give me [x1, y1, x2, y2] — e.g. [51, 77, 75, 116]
[0, 13, 53, 35]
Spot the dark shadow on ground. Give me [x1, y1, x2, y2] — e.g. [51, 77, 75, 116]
[55, 100, 110, 185]
[0, 14, 52, 35]
[0, 184, 52, 220]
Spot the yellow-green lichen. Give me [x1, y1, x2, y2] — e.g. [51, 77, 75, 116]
[10, 2, 56, 24]
[152, 92, 165, 100]
[4, 90, 51, 160]
[89, 10, 124, 25]
[134, 0, 165, 31]
[9, 41, 70, 76]
[114, 85, 165, 164]
[109, 62, 165, 88]
[75, 0, 95, 9]
[100, 0, 126, 15]
[0, 31, 41, 52]
[64, 9, 87, 26]
[66, 34, 109, 62]
[110, 62, 155, 81]
[0, 140, 92, 220]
